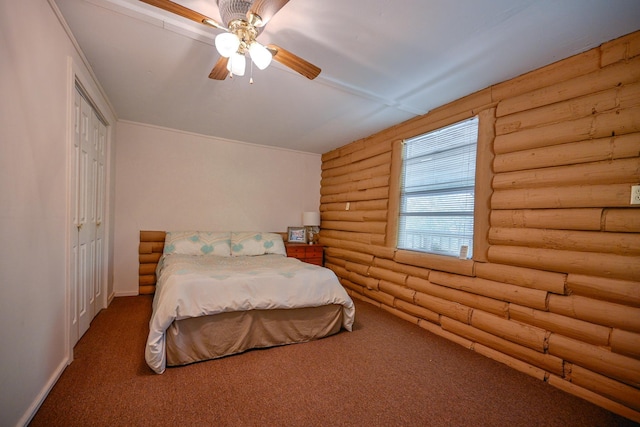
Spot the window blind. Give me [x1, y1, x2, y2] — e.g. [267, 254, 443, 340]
[398, 116, 478, 258]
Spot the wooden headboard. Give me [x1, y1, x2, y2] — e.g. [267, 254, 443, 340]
[139, 231, 166, 294]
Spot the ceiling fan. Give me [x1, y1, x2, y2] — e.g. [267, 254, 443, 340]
[140, 0, 321, 81]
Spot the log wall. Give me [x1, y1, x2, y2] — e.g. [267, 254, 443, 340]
[320, 31, 640, 422]
[138, 230, 166, 294]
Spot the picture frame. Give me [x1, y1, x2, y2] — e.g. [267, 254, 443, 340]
[287, 226, 306, 243]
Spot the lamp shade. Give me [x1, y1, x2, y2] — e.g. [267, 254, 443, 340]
[226, 52, 246, 76]
[249, 42, 272, 70]
[302, 211, 320, 227]
[215, 32, 240, 58]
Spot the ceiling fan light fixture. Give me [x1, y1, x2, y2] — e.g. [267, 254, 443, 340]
[215, 32, 240, 58]
[249, 42, 272, 70]
[226, 52, 246, 76]
[141, 0, 320, 81]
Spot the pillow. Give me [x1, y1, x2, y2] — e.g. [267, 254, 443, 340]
[163, 231, 231, 257]
[231, 232, 286, 257]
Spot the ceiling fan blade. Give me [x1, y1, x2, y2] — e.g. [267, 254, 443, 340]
[140, 0, 227, 30]
[247, 0, 289, 27]
[266, 44, 321, 80]
[209, 57, 229, 80]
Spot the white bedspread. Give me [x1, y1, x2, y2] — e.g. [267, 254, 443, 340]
[145, 254, 355, 373]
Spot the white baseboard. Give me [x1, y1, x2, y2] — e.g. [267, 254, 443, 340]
[18, 356, 70, 427]
[114, 290, 140, 297]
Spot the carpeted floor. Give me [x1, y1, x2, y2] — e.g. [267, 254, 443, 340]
[30, 296, 637, 426]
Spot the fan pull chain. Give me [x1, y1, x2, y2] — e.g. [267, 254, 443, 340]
[250, 59, 254, 84]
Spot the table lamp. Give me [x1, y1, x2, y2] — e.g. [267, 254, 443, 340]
[302, 211, 320, 244]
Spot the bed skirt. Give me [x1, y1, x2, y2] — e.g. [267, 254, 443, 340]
[166, 304, 344, 366]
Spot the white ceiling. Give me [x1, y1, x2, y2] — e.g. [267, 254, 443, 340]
[54, 0, 640, 154]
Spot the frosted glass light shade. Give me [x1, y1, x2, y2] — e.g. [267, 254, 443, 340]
[215, 32, 240, 58]
[226, 52, 246, 76]
[249, 42, 272, 70]
[303, 211, 320, 226]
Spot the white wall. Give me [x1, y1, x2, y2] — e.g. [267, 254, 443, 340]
[0, 1, 320, 423]
[113, 121, 322, 295]
[0, 1, 116, 425]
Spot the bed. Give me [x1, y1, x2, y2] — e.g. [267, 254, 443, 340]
[144, 231, 355, 374]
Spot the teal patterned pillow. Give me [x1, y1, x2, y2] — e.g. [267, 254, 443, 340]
[231, 232, 286, 256]
[163, 231, 231, 256]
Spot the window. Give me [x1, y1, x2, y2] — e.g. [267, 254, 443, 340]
[398, 116, 478, 258]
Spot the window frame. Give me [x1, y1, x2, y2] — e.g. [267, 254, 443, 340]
[387, 109, 494, 271]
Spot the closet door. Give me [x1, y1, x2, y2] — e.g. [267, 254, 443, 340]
[71, 86, 105, 345]
[77, 92, 97, 340]
[70, 90, 81, 346]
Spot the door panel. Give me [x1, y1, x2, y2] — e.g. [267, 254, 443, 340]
[70, 90, 81, 346]
[94, 115, 106, 303]
[77, 94, 95, 340]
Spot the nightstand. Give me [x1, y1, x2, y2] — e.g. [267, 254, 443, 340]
[285, 242, 323, 266]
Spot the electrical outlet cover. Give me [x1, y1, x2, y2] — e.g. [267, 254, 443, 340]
[631, 185, 640, 205]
